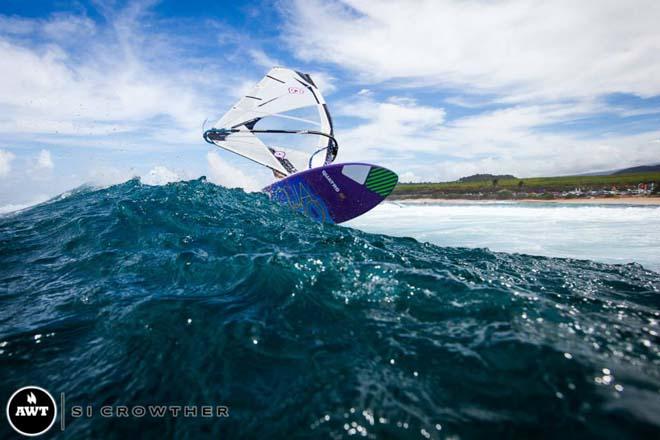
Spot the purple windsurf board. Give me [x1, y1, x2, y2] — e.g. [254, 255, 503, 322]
[263, 163, 398, 224]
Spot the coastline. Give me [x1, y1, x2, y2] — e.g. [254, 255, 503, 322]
[390, 196, 660, 206]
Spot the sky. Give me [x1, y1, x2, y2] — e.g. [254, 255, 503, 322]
[1, 0, 659, 209]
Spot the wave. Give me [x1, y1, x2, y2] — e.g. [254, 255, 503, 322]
[0, 179, 658, 438]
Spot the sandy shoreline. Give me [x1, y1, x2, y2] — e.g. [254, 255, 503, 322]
[391, 196, 660, 206]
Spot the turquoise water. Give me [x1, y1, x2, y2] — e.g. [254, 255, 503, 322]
[1, 179, 659, 438]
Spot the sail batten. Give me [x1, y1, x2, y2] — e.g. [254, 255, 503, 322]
[205, 67, 337, 176]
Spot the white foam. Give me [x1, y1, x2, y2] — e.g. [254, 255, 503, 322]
[140, 166, 181, 186]
[347, 202, 660, 272]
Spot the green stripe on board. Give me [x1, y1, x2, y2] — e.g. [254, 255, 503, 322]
[369, 186, 395, 196]
[367, 177, 397, 186]
[367, 177, 397, 188]
[368, 181, 397, 194]
[368, 168, 389, 176]
[367, 173, 396, 180]
[367, 170, 391, 179]
[369, 181, 397, 192]
[366, 174, 397, 186]
[366, 170, 395, 184]
[367, 168, 391, 177]
[365, 167, 398, 196]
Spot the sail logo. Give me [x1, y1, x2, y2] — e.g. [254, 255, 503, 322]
[6, 386, 57, 436]
[288, 87, 305, 95]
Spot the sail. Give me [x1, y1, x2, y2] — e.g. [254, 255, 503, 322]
[204, 67, 336, 175]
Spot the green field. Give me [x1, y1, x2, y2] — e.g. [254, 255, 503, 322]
[391, 172, 660, 200]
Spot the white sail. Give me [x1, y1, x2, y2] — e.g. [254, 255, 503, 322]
[205, 67, 336, 175]
[209, 131, 287, 173]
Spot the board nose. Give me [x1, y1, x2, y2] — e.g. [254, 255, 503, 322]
[364, 167, 399, 197]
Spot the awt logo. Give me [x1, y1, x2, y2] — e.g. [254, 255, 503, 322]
[6, 386, 57, 436]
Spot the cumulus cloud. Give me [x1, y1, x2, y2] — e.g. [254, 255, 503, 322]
[34, 149, 54, 170]
[334, 95, 660, 180]
[336, 96, 446, 160]
[308, 71, 336, 95]
[206, 151, 261, 192]
[284, 0, 660, 100]
[141, 166, 181, 186]
[0, 149, 15, 177]
[282, 0, 660, 178]
[398, 171, 423, 183]
[0, 5, 240, 146]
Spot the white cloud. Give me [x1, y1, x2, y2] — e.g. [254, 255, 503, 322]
[42, 14, 96, 41]
[284, 0, 660, 100]
[0, 36, 196, 138]
[140, 166, 181, 186]
[34, 149, 54, 170]
[0, 5, 279, 206]
[335, 95, 660, 180]
[398, 171, 422, 183]
[206, 151, 261, 192]
[0, 13, 95, 40]
[308, 71, 336, 95]
[335, 96, 446, 160]
[248, 48, 280, 69]
[0, 6, 239, 146]
[0, 149, 15, 177]
[282, 1, 660, 179]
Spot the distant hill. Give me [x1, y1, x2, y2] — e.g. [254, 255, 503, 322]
[458, 173, 516, 182]
[612, 164, 660, 175]
[579, 163, 660, 176]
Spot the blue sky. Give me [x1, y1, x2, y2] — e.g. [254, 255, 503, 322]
[1, 0, 659, 208]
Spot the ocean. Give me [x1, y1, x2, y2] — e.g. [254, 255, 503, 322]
[1, 179, 659, 439]
[348, 201, 660, 273]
